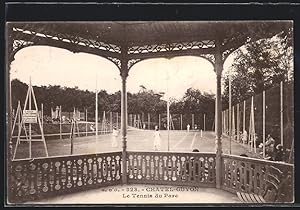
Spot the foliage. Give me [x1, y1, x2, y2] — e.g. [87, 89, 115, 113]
[223, 31, 293, 105]
[11, 79, 215, 122]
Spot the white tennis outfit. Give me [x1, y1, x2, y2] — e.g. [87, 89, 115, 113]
[154, 130, 161, 151]
[112, 129, 119, 148]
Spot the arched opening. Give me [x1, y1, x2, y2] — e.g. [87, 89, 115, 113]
[10, 45, 122, 159]
[126, 56, 217, 152]
[220, 35, 294, 159]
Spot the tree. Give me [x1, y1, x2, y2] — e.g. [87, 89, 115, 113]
[181, 88, 215, 114]
[223, 32, 293, 104]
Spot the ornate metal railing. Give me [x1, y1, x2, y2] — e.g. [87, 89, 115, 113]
[222, 154, 294, 202]
[127, 151, 216, 187]
[9, 152, 122, 203]
[9, 151, 295, 203]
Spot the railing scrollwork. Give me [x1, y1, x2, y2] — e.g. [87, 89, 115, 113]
[107, 57, 122, 69]
[10, 152, 122, 203]
[222, 155, 294, 203]
[127, 152, 216, 187]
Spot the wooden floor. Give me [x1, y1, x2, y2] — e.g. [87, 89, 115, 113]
[27, 184, 241, 204]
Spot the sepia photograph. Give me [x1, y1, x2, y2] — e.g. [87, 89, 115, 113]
[5, 21, 294, 205]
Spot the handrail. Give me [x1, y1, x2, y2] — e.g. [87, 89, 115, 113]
[222, 154, 294, 167]
[9, 151, 122, 203]
[221, 154, 294, 203]
[12, 151, 121, 162]
[8, 151, 294, 203]
[127, 151, 216, 187]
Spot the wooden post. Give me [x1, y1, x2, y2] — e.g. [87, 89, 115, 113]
[263, 90, 266, 158]
[12, 108, 15, 130]
[95, 80, 98, 137]
[243, 100, 246, 135]
[13, 87, 30, 160]
[229, 102, 232, 154]
[204, 113, 206, 131]
[59, 106, 62, 140]
[148, 113, 150, 130]
[51, 107, 53, 120]
[280, 81, 284, 146]
[224, 110, 227, 134]
[12, 101, 21, 139]
[29, 79, 32, 159]
[128, 114, 130, 127]
[225, 110, 227, 134]
[70, 120, 74, 155]
[289, 138, 294, 163]
[248, 102, 252, 151]
[170, 114, 175, 130]
[130, 114, 133, 127]
[159, 114, 161, 130]
[167, 98, 170, 151]
[102, 111, 106, 134]
[41, 103, 44, 128]
[192, 114, 194, 130]
[110, 111, 113, 131]
[85, 109, 88, 136]
[138, 114, 141, 128]
[232, 106, 235, 142]
[224, 110, 226, 133]
[31, 83, 48, 157]
[133, 114, 136, 127]
[117, 112, 119, 129]
[249, 96, 256, 153]
[237, 103, 240, 142]
[180, 114, 183, 130]
[252, 96, 256, 153]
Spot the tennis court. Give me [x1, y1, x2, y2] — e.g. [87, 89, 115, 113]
[12, 128, 257, 160]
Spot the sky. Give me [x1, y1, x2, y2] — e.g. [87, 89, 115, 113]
[10, 46, 235, 100]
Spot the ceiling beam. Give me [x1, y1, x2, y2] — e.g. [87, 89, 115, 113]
[11, 31, 121, 59]
[128, 47, 215, 60]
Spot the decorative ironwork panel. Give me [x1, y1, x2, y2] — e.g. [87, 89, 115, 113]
[128, 40, 215, 55]
[10, 152, 122, 203]
[12, 27, 121, 54]
[107, 57, 121, 69]
[221, 33, 249, 62]
[128, 58, 142, 69]
[222, 155, 294, 203]
[12, 40, 34, 54]
[200, 54, 215, 65]
[127, 152, 216, 187]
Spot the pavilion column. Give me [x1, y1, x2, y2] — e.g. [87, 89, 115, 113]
[215, 38, 223, 189]
[120, 59, 128, 184]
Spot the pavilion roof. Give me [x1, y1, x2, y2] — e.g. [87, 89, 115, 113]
[10, 21, 291, 47]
